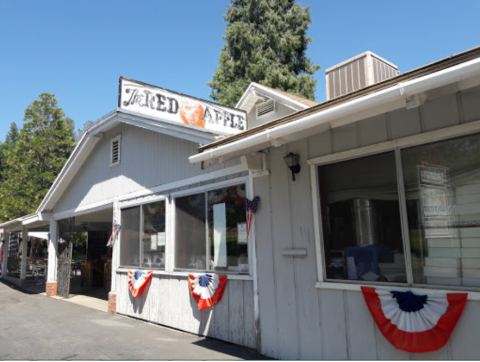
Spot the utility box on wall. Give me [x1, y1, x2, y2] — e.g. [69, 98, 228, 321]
[326, 51, 399, 100]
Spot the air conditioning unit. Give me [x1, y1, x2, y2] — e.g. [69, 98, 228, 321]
[325, 51, 399, 101]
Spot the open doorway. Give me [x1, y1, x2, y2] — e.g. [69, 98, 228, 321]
[56, 208, 113, 301]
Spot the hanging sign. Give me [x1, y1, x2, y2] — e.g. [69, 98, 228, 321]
[127, 270, 153, 297]
[418, 165, 448, 186]
[119, 77, 247, 134]
[361, 286, 467, 353]
[188, 273, 227, 310]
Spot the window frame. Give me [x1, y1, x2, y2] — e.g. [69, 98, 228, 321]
[118, 195, 167, 270]
[309, 120, 480, 293]
[110, 134, 121, 167]
[171, 177, 251, 275]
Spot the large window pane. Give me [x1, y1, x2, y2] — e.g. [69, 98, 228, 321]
[207, 185, 247, 273]
[402, 133, 480, 287]
[120, 206, 140, 267]
[142, 201, 166, 269]
[318, 152, 406, 283]
[175, 193, 206, 269]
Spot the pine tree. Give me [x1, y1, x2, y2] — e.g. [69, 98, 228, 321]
[208, 0, 320, 107]
[0, 123, 20, 185]
[64, 117, 76, 140]
[5, 122, 19, 144]
[0, 94, 75, 220]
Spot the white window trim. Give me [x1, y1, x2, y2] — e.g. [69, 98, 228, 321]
[115, 267, 254, 281]
[110, 134, 121, 167]
[309, 118, 480, 294]
[171, 176, 251, 276]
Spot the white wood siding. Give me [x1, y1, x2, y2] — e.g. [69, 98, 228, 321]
[115, 273, 256, 349]
[54, 123, 239, 213]
[254, 84, 480, 359]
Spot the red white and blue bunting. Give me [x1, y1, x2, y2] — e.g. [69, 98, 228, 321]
[361, 286, 467, 353]
[188, 273, 227, 310]
[127, 270, 153, 297]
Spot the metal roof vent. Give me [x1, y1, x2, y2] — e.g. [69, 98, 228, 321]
[325, 51, 399, 100]
[257, 99, 275, 118]
[110, 135, 121, 167]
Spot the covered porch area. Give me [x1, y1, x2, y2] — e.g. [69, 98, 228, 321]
[0, 206, 114, 302]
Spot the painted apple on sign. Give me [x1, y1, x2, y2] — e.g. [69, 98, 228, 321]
[180, 103, 205, 128]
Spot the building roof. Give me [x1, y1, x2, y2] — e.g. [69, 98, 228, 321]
[198, 45, 480, 153]
[254, 84, 319, 107]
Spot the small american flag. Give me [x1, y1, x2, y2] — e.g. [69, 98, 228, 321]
[245, 196, 260, 240]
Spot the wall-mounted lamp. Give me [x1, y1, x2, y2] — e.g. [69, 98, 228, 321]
[283, 152, 301, 181]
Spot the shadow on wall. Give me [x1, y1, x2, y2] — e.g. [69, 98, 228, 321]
[130, 281, 150, 314]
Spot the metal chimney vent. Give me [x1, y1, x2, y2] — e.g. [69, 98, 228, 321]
[325, 51, 399, 101]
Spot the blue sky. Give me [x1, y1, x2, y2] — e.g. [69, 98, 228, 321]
[0, 0, 479, 141]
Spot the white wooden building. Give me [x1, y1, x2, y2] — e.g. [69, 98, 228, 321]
[190, 46, 480, 360]
[2, 46, 480, 359]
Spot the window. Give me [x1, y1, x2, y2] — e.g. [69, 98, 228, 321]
[120, 206, 140, 267]
[110, 135, 121, 167]
[175, 184, 248, 273]
[402, 134, 480, 288]
[142, 201, 166, 268]
[317, 132, 480, 289]
[120, 200, 166, 269]
[319, 152, 406, 283]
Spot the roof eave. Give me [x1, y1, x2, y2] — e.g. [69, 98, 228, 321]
[190, 54, 480, 165]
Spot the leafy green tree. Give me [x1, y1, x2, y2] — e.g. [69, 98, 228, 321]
[0, 93, 75, 220]
[208, 0, 320, 107]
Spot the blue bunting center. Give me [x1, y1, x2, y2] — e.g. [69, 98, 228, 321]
[199, 274, 212, 287]
[391, 290, 428, 312]
[134, 271, 142, 280]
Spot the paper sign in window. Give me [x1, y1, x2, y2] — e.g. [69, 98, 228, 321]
[151, 234, 157, 250]
[213, 203, 227, 267]
[157, 232, 166, 246]
[237, 222, 247, 245]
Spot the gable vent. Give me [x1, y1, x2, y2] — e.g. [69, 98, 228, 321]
[257, 99, 275, 118]
[110, 135, 121, 167]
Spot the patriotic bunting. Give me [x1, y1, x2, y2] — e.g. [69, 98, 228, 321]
[106, 221, 121, 247]
[127, 270, 153, 297]
[361, 286, 467, 353]
[188, 273, 227, 310]
[244, 196, 260, 240]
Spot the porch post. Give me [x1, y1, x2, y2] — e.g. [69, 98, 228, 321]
[46, 218, 58, 296]
[108, 199, 119, 314]
[20, 225, 28, 285]
[0, 227, 9, 279]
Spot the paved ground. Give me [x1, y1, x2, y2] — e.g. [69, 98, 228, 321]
[0, 280, 267, 360]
